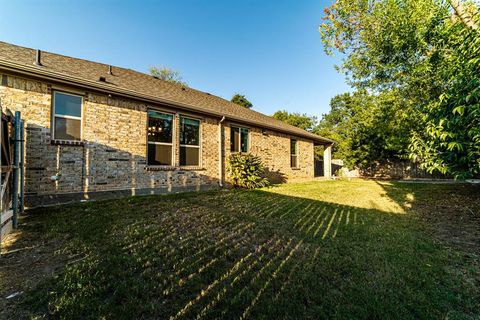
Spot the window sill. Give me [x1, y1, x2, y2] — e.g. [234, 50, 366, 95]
[145, 166, 205, 171]
[178, 166, 205, 171]
[51, 139, 84, 146]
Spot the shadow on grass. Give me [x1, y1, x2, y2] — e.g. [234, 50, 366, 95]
[2, 187, 479, 319]
[377, 180, 480, 254]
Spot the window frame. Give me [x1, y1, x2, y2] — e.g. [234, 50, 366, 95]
[290, 139, 298, 168]
[179, 115, 202, 167]
[146, 109, 175, 167]
[51, 91, 83, 141]
[230, 125, 250, 153]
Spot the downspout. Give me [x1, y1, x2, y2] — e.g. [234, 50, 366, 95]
[218, 116, 226, 187]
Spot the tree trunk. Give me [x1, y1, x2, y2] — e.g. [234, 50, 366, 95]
[448, 0, 478, 30]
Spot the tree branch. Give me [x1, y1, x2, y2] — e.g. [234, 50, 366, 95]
[448, 0, 478, 30]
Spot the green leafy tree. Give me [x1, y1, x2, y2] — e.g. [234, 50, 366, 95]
[410, 11, 480, 178]
[149, 66, 187, 86]
[231, 94, 253, 108]
[272, 110, 317, 131]
[320, 0, 480, 178]
[317, 90, 418, 168]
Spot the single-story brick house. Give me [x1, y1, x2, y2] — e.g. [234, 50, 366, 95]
[0, 41, 333, 207]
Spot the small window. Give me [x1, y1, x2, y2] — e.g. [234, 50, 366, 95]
[290, 139, 298, 168]
[147, 111, 174, 166]
[230, 126, 249, 153]
[52, 92, 82, 141]
[180, 116, 200, 166]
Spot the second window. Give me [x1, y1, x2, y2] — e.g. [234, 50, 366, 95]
[180, 116, 200, 166]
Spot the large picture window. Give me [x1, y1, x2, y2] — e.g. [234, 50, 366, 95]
[52, 92, 82, 141]
[290, 139, 298, 168]
[147, 111, 173, 165]
[180, 116, 200, 166]
[230, 126, 249, 153]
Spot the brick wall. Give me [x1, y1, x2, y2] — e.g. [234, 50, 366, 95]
[0, 73, 315, 206]
[223, 124, 314, 183]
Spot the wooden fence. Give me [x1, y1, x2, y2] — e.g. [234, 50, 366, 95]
[358, 161, 450, 179]
[324, 159, 452, 180]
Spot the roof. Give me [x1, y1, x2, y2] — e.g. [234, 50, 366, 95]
[0, 41, 333, 144]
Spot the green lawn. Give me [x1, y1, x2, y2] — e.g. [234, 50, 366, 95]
[1, 180, 479, 319]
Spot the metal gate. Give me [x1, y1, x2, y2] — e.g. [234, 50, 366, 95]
[1, 105, 24, 244]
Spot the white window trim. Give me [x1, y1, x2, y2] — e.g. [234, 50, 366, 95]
[230, 126, 250, 153]
[180, 144, 200, 148]
[147, 110, 175, 167]
[179, 115, 202, 167]
[149, 141, 173, 146]
[52, 91, 83, 141]
[54, 114, 81, 120]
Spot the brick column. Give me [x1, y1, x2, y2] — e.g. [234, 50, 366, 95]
[323, 144, 332, 178]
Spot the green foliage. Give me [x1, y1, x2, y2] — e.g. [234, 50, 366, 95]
[149, 66, 187, 86]
[320, 0, 480, 178]
[320, 0, 448, 91]
[227, 153, 269, 188]
[409, 14, 480, 179]
[272, 110, 318, 131]
[317, 90, 420, 168]
[231, 94, 253, 108]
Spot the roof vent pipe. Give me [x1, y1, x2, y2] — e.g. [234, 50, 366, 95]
[108, 65, 113, 75]
[34, 50, 43, 66]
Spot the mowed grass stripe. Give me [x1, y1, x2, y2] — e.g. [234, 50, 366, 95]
[194, 238, 284, 320]
[166, 224, 256, 288]
[216, 238, 296, 317]
[304, 207, 328, 235]
[170, 237, 278, 319]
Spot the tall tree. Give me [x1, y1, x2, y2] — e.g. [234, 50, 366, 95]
[320, 0, 480, 178]
[149, 66, 187, 86]
[231, 94, 253, 108]
[316, 90, 417, 168]
[409, 8, 480, 178]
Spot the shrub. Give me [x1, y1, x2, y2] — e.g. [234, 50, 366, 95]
[227, 153, 269, 189]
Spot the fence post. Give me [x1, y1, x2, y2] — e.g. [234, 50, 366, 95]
[12, 111, 20, 228]
[20, 120, 25, 213]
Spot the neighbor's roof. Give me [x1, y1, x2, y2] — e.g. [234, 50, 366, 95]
[0, 41, 333, 144]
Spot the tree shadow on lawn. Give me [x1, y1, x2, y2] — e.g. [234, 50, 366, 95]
[1, 189, 479, 319]
[376, 180, 480, 255]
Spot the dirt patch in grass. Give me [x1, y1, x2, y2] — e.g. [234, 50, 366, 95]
[0, 226, 67, 319]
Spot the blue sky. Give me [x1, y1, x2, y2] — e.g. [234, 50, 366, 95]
[0, 0, 350, 118]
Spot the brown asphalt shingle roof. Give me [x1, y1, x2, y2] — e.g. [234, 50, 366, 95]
[0, 41, 333, 144]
